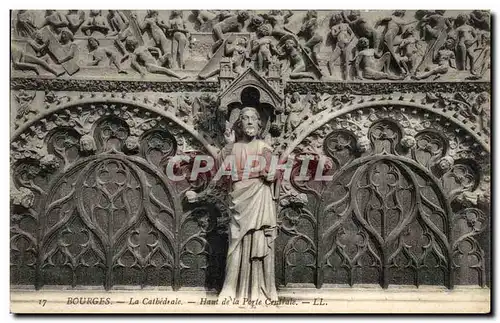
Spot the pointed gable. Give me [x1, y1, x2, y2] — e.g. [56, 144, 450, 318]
[219, 67, 283, 112]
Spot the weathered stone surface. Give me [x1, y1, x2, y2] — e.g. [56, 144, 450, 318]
[10, 10, 490, 294]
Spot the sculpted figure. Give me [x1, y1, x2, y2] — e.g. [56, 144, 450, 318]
[107, 10, 135, 55]
[375, 10, 415, 73]
[343, 10, 381, 50]
[211, 11, 249, 53]
[472, 92, 490, 134]
[136, 10, 170, 56]
[11, 31, 64, 76]
[81, 10, 109, 36]
[176, 95, 194, 123]
[419, 10, 448, 40]
[65, 10, 86, 35]
[285, 92, 307, 133]
[251, 24, 278, 74]
[396, 26, 420, 75]
[42, 10, 68, 34]
[15, 10, 37, 38]
[167, 10, 190, 69]
[310, 92, 326, 114]
[351, 37, 402, 80]
[468, 31, 490, 79]
[327, 12, 355, 78]
[56, 28, 79, 65]
[198, 37, 249, 79]
[192, 10, 218, 25]
[87, 37, 127, 74]
[298, 11, 323, 65]
[454, 13, 478, 73]
[416, 10, 450, 72]
[262, 10, 294, 39]
[414, 37, 456, 80]
[192, 10, 231, 31]
[278, 37, 315, 79]
[469, 10, 490, 31]
[215, 107, 279, 302]
[124, 37, 187, 79]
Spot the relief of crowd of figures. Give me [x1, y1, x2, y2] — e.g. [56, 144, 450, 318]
[12, 10, 490, 81]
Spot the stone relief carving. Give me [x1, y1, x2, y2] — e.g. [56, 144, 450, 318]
[10, 10, 490, 303]
[11, 10, 490, 82]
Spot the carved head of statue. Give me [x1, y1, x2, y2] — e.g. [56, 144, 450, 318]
[435, 10, 446, 16]
[348, 10, 361, 20]
[481, 31, 491, 45]
[284, 38, 298, 51]
[147, 10, 159, 18]
[402, 25, 416, 37]
[444, 37, 455, 50]
[32, 30, 44, 43]
[183, 94, 193, 105]
[88, 37, 100, 50]
[125, 37, 139, 52]
[437, 156, 454, 172]
[393, 10, 405, 17]
[60, 28, 74, 44]
[171, 10, 182, 18]
[476, 92, 490, 106]
[80, 134, 97, 154]
[90, 10, 101, 17]
[455, 13, 469, 26]
[257, 24, 272, 37]
[251, 15, 264, 28]
[357, 37, 369, 50]
[291, 92, 301, 103]
[305, 10, 318, 21]
[235, 37, 248, 47]
[302, 17, 318, 32]
[237, 11, 250, 22]
[237, 107, 262, 139]
[330, 13, 343, 27]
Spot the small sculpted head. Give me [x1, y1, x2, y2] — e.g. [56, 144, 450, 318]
[456, 13, 469, 26]
[60, 29, 74, 43]
[88, 37, 100, 50]
[445, 37, 455, 50]
[125, 37, 139, 52]
[357, 37, 369, 50]
[238, 107, 261, 139]
[284, 38, 297, 51]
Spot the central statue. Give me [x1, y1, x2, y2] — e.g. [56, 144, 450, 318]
[218, 106, 279, 302]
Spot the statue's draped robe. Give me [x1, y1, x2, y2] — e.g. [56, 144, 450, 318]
[218, 140, 278, 301]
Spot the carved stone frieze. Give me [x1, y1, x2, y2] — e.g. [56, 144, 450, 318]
[11, 10, 491, 82]
[10, 9, 490, 293]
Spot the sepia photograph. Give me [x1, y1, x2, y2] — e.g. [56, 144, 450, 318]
[8, 8, 491, 314]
